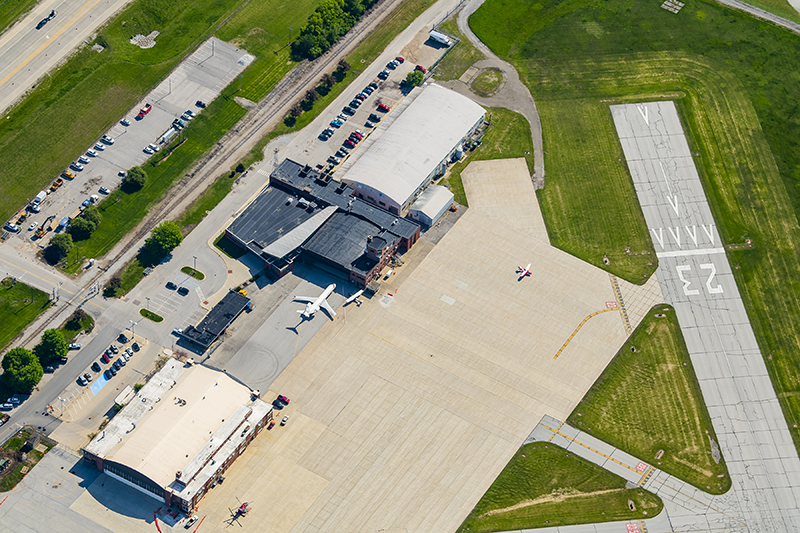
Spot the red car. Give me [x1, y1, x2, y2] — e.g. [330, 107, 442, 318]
[377, 103, 391, 112]
[137, 103, 152, 118]
[278, 395, 291, 404]
[101, 353, 111, 364]
[414, 65, 427, 74]
[395, 56, 405, 63]
[344, 140, 356, 149]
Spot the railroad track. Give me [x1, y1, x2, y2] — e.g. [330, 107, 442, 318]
[17, 0, 406, 348]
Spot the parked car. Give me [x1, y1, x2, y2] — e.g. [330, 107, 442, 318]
[415, 64, 427, 73]
[365, 121, 374, 128]
[83, 373, 93, 382]
[377, 70, 389, 80]
[99, 187, 110, 194]
[280, 415, 289, 426]
[350, 100, 361, 108]
[86, 149, 97, 157]
[109, 366, 117, 376]
[104, 369, 113, 380]
[28, 222, 37, 231]
[69, 343, 81, 350]
[143, 147, 154, 155]
[368, 82, 378, 89]
[395, 56, 405, 63]
[177, 286, 190, 296]
[101, 353, 111, 364]
[185, 516, 198, 528]
[91, 362, 101, 372]
[377, 103, 391, 112]
[196, 100, 207, 108]
[118, 332, 129, 343]
[342, 107, 355, 115]
[125, 347, 133, 357]
[110, 344, 119, 354]
[337, 113, 349, 121]
[112, 360, 121, 371]
[355, 93, 366, 101]
[344, 140, 355, 149]
[330, 119, 343, 128]
[77, 375, 88, 386]
[166, 281, 177, 290]
[0, 403, 13, 410]
[185, 109, 196, 117]
[101, 135, 115, 144]
[132, 342, 140, 352]
[173, 328, 183, 335]
[121, 118, 130, 126]
[386, 61, 397, 70]
[71, 162, 84, 171]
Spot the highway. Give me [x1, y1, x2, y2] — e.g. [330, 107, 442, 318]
[0, 0, 136, 114]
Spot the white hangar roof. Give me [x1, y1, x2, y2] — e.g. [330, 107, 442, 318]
[342, 83, 484, 207]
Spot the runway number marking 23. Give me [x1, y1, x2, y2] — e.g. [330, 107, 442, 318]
[676, 263, 724, 296]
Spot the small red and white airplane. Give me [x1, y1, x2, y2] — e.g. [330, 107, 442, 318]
[517, 263, 532, 280]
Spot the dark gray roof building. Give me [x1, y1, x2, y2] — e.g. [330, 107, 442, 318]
[181, 291, 251, 350]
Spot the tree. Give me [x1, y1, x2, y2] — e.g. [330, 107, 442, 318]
[82, 205, 102, 227]
[405, 70, 424, 87]
[235, 163, 245, 173]
[65, 309, 88, 332]
[144, 221, 183, 258]
[290, 104, 303, 118]
[1, 347, 43, 392]
[321, 73, 334, 89]
[122, 166, 147, 192]
[33, 329, 68, 365]
[45, 233, 73, 263]
[305, 88, 319, 104]
[337, 59, 351, 73]
[68, 217, 95, 240]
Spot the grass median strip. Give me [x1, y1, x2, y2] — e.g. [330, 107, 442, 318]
[456, 443, 662, 532]
[181, 266, 205, 280]
[471, 0, 800, 454]
[433, 18, 485, 81]
[139, 309, 164, 322]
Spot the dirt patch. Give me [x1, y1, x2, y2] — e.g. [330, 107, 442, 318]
[480, 488, 625, 518]
[234, 96, 257, 109]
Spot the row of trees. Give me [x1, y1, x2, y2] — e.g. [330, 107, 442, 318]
[285, 60, 350, 127]
[44, 167, 148, 265]
[291, 0, 379, 60]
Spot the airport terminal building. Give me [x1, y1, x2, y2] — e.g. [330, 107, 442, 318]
[341, 83, 485, 215]
[225, 159, 420, 287]
[83, 359, 272, 513]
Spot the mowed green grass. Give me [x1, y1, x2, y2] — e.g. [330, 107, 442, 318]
[444, 107, 533, 205]
[457, 443, 662, 532]
[537, 100, 656, 283]
[470, 0, 800, 452]
[0, 0, 246, 224]
[0, 0, 39, 33]
[433, 18, 485, 81]
[569, 306, 730, 493]
[0, 277, 51, 352]
[215, 0, 321, 103]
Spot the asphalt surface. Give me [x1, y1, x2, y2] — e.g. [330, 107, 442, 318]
[0, 0, 136, 114]
[609, 101, 800, 532]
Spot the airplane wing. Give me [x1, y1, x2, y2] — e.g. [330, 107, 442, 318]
[320, 300, 337, 318]
[293, 296, 316, 303]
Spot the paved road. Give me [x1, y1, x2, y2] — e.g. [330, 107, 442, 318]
[715, 0, 800, 34]
[0, 0, 135, 115]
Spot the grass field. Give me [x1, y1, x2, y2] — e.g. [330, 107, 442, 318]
[0, 0, 39, 33]
[443, 107, 533, 205]
[569, 306, 730, 493]
[58, 311, 95, 343]
[537, 99, 657, 283]
[470, 67, 503, 96]
[457, 443, 662, 532]
[470, 0, 800, 453]
[0, 277, 51, 352]
[433, 18, 485, 81]
[0, 0, 248, 225]
[0, 429, 53, 492]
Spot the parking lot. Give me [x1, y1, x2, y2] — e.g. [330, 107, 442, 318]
[293, 32, 451, 174]
[7, 37, 253, 251]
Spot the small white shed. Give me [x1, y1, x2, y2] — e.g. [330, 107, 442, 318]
[409, 185, 454, 227]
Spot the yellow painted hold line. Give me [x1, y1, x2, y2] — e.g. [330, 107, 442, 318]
[553, 308, 617, 360]
[541, 422, 642, 475]
[608, 273, 632, 336]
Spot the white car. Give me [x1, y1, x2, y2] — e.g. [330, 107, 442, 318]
[101, 135, 114, 144]
[94, 143, 105, 151]
[78, 155, 90, 164]
[71, 162, 84, 171]
[68, 343, 81, 350]
[185, 516, 198, 527]
[143, 147, 154, 155]
[86, 149, 97, 157]
[184, 110, 195, 117]
[28, 222, 37, 231]
[148, 143, 160, 152]
[173, 328, 183, 335]
[99, 187, 110, 194]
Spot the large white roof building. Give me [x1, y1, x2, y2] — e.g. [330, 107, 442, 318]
[342, 83, 484, 215]
[83, 359, 273, 512]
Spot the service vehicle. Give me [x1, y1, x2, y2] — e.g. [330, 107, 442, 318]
[137, 103, 152, 118]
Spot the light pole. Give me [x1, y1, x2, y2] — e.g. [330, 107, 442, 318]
[129, 320, 138, 336]
[193, 255, 197, 272]
[146, 297, 150, 311]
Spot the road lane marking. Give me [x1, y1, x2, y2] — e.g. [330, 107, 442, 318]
[655, 247, 725, 258]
